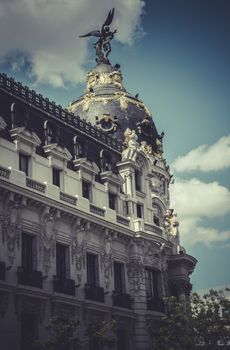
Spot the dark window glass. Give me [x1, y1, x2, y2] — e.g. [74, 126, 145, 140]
[21, 312, 37, 350]
[153, 216, 160, 226]
[56, 243, 67, 279]
[19, 153, 29, 176]
[74, 140, 84, 158]
[136, 204, 143, 218]
[86, 253, 98, 286]
[22, 233, 34, 272]
[114, 262, 125, 293]
[109, 192, 116, 210]
[52, 168, 60, 187]
[145, 269, 158, 298]
[82, 180, 91, 200]
[46, 124, 55, 144]
[135, 170, 141, 191]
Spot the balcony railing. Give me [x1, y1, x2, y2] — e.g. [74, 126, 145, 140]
[113, 292, 132, 309]
[116, 214, 130, 226]
[53, 277, 75, 296]
[84, 283, 104, 303]
[17, 268, 43, 288]
[147, 297, 165, 313]
[90, 204, 105, 217]
[60, 192, 77, 206]
[0, 262, 6, 280]
[26, 177, 46, 193]
[0, 166, 10, 179]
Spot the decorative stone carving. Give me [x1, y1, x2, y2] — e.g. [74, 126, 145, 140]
[9, 126, 41, 149]
[96, 113, 119, 133]
[122, 129, 139, 162]
[142, 241, 161, 269]
[164, 209, 179, 240]
[71, 218, 87, 284]
[100, 232, 113, 291]
[43, 143, 72, 162]
[155, 132, 164, 158]
[40, 208, 56, 274]
[127, 257, 144, 293]
[2, 194, 22, 264]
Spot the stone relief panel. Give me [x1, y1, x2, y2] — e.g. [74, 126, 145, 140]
[40, 208, 56, 275]
[100, 231, 113, 291]
[71, 218, 88, 285]
[127, 257, 144, 293]
[1, 194, 23, 265]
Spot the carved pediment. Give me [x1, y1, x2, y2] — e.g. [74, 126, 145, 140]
[100, 170, 124, 186]
[73, 157, 99, 175]
[9, 127, 41, 147]
[43, 143, 72, 161]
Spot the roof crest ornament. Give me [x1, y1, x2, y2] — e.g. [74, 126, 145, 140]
[79, 8, 117, 65]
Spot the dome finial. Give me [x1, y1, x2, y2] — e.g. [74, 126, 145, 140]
[79, 8, 117, 65]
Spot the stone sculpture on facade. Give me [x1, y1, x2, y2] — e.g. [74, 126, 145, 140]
[122, 129, 139, 161]
[40, 208, 56, 275]
[101, 232, 113, 291]
[79, 8, 117, 64]
[71, 218, 87, 284]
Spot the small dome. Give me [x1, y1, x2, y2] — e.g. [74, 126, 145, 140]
[68, 63, 159, 152]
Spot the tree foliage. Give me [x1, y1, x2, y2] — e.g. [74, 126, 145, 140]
[149, 289, 230, 350]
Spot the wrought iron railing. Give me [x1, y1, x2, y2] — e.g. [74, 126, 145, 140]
[17, 268, 43, 288]
[53, 277, 75, 296]
[146, 297, 165, 313]
[113, 292, 132, 309]
[84, 283, 104, 303]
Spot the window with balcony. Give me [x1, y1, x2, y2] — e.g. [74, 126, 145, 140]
[113, 262, 131, 309]
[145, 268, 164, 312]
[136, 203, 143, 218]
[52, 167, 60, 187]
[109, 192, 117, 210]
[21, 312, 38, 350]
[18, 233, 42, 288]
[54, 243, 75, 295]
[85, 253, 104, 302]
[82, 180, 91, 200]
[19, 153, 29, 176]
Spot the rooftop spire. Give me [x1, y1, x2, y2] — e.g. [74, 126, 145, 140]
[79, 8, 117, 65]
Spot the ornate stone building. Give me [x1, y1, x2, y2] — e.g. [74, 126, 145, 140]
[0, 22, 197, 350]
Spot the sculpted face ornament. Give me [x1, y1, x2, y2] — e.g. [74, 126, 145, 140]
[79, 8, 117, 65]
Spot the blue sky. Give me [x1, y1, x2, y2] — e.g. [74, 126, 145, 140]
[0, 0, 229, 291]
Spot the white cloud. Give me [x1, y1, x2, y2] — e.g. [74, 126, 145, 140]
[171, 135, 230, 173]
[170, 178, 230, 246]
[0, 0, 145, 87]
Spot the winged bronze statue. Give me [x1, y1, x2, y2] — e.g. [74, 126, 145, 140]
[79, 8, 117, 64]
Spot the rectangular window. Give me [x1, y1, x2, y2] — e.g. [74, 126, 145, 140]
[82, 180, 91, 200]
[145, 268, 158, 298]
[22, 233, 34, 272]
[21, 312, 38, 350]
[86, 253, 99, 286]
[114, 261, 125, 293]
[135, 170, 141, 191]
[108, 192, 116, 210]
[19, 153, 29, 176]
[56, 243, 68, 279]
[136, 203, 143, 218]
[52, 168, 60, 187]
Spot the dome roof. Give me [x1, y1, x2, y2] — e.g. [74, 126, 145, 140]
[68, 62, 159, 152]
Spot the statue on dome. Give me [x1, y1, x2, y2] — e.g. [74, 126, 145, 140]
[122, 129, 139, 161]
[156, 131, 164, 157]
[79, 8, 117, 65]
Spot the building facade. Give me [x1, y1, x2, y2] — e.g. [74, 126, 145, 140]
[0, 55, 196, 350]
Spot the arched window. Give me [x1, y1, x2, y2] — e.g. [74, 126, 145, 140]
[73, 136, 84, 159]
[152, 200, 164, 227]
[100, 149, 112, 172]
[44, 121, 58, 145]
[11, 103, 29, 129]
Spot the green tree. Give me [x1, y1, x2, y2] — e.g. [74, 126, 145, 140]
[149, 289, 230, 350]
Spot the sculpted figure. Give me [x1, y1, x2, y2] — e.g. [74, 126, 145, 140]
[79, 9, 117, 64]
[122, 129, 139, 161]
